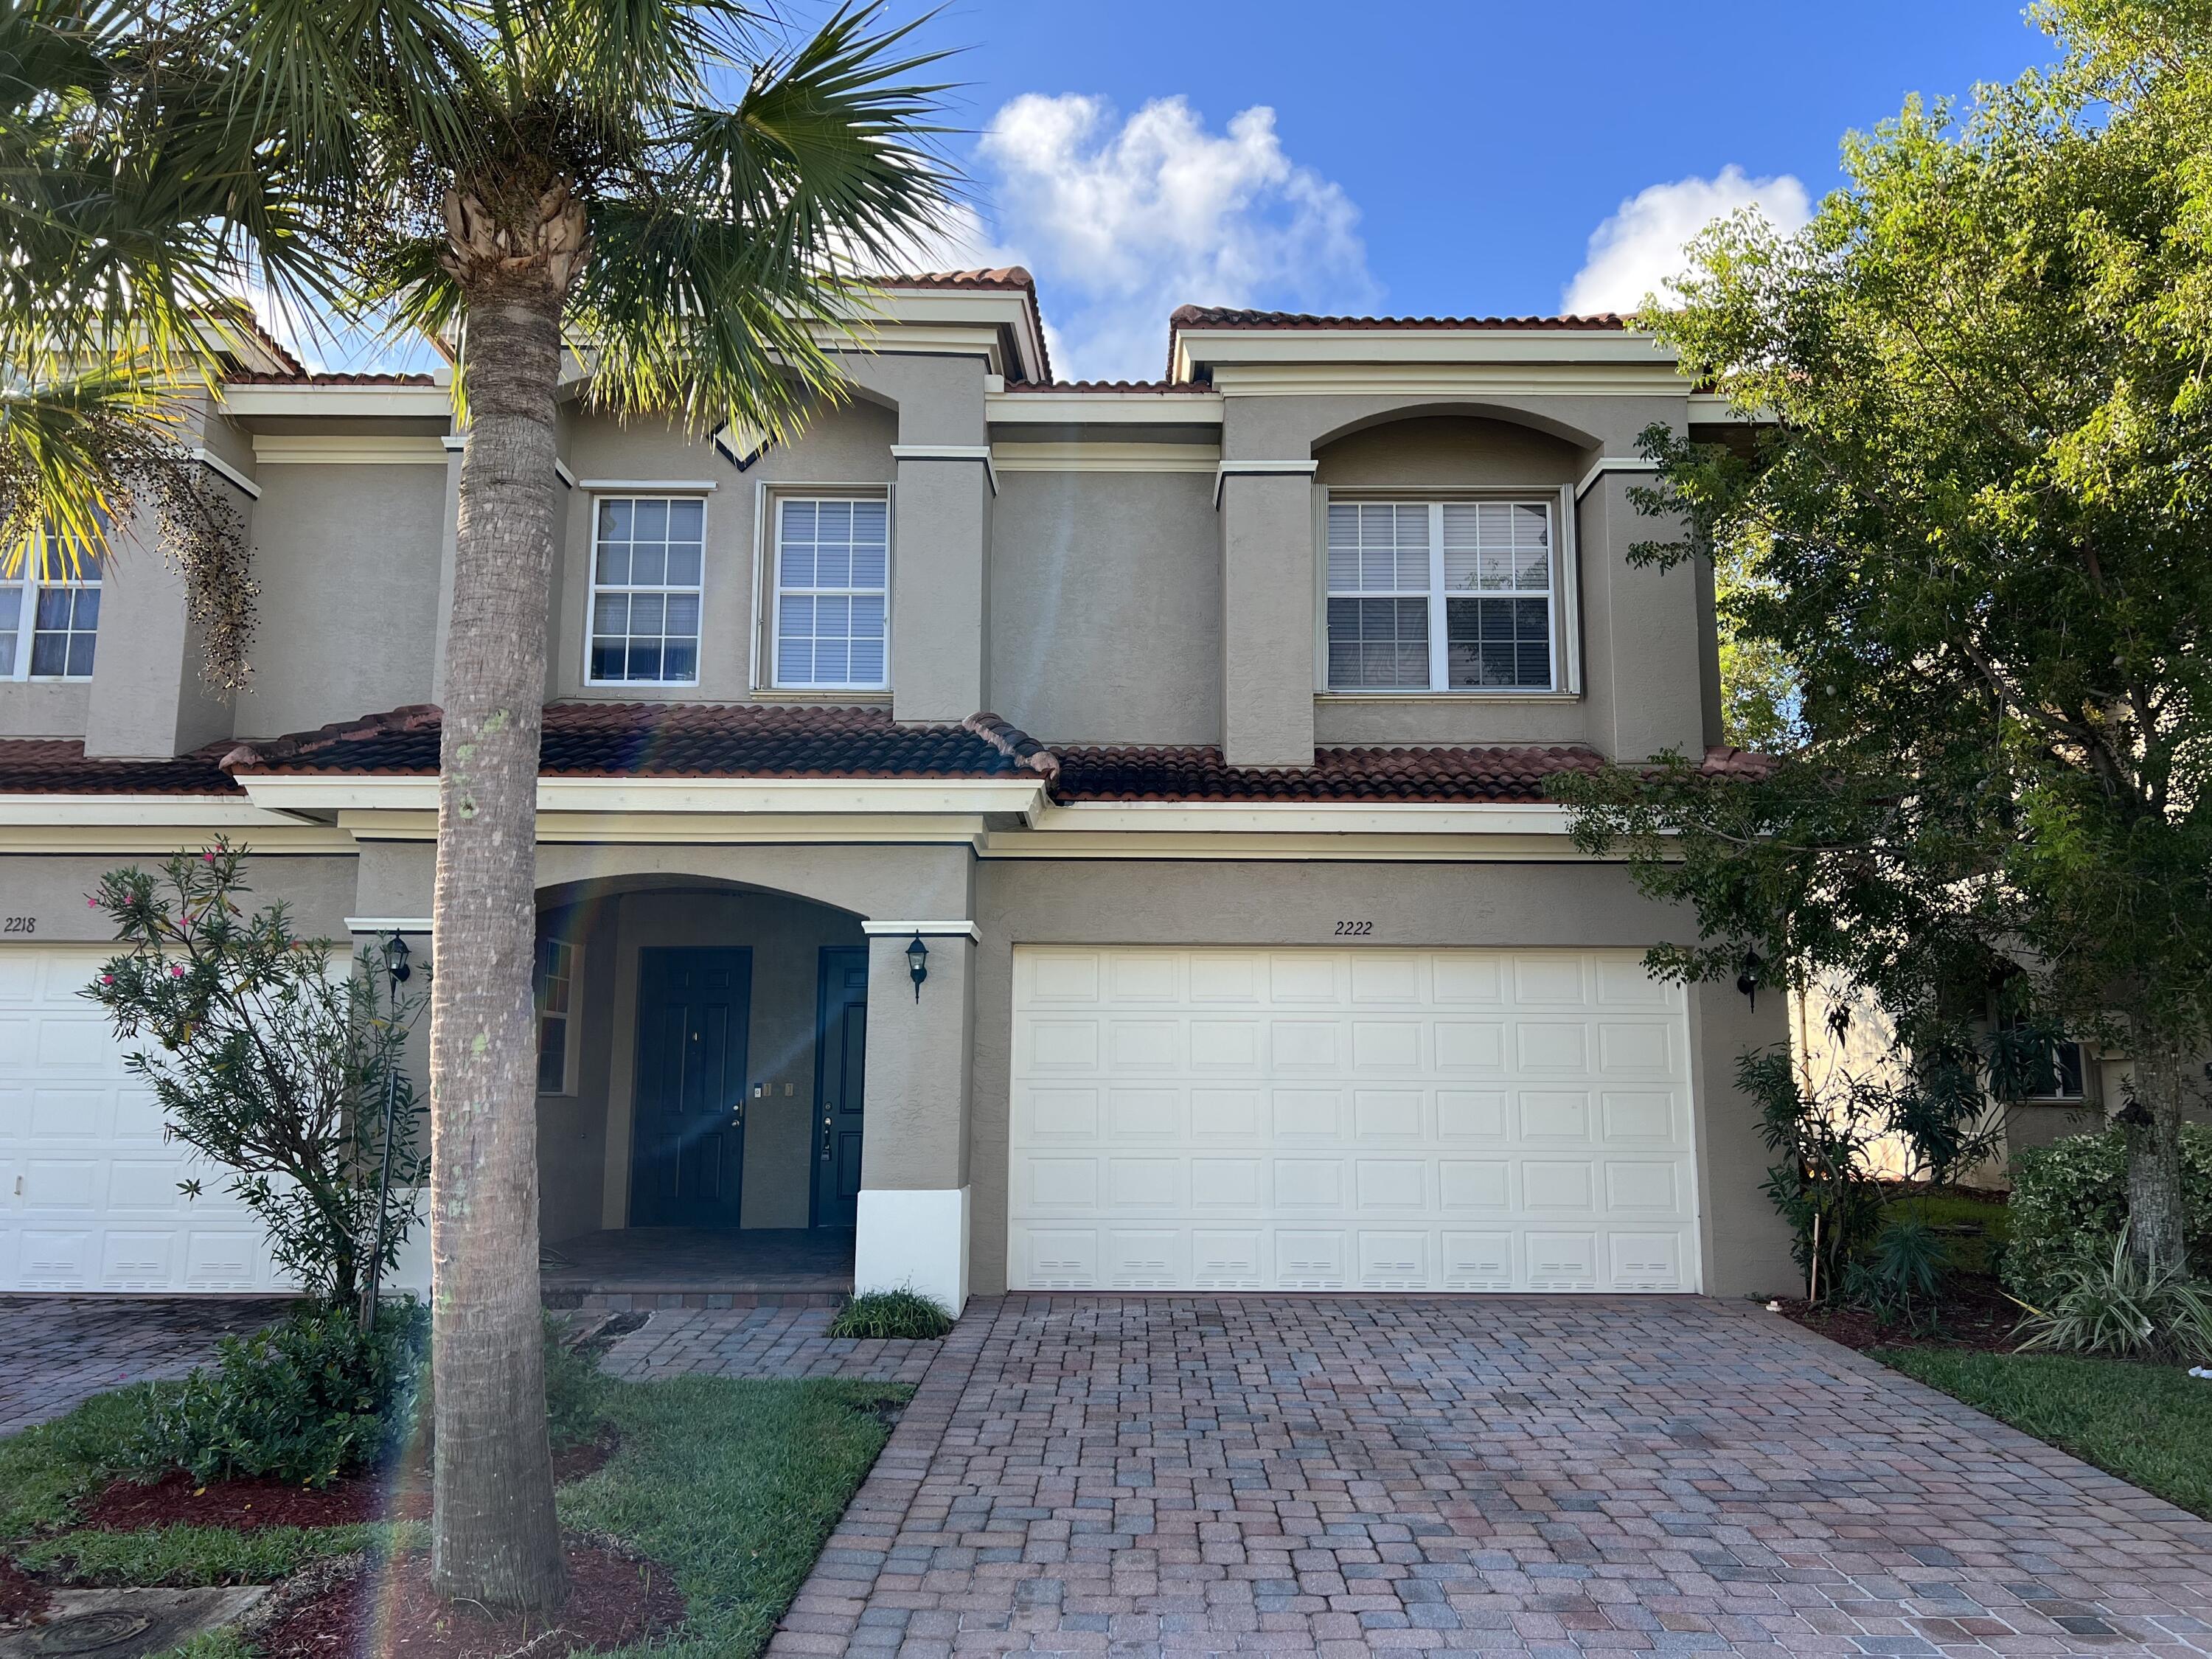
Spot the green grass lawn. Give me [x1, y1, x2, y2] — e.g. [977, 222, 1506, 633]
[1880, 1347, 2212, 1520]
[1, 1370, 908, 1659]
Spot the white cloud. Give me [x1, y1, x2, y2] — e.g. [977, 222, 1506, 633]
[1563, 166, 1812, 316]
[968, 94, 1378, 381]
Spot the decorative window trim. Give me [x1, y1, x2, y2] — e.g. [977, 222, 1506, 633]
[752, 484, 894, 693]
[1314, 487, 1579, 696]
[1, 546, 103, 683]
[535, 933, 582, 1097]
[582, 492, 709, 688]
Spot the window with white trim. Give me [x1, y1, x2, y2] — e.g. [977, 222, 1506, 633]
[587, 496, 703, 684]
[1, 546, 103, 681]
[773, 497, 888, 689]
[535, 936, 577, 1095]
[1325, 499, 1556, 692]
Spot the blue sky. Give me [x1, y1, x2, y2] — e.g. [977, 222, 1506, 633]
[902, 1, 2059, 380]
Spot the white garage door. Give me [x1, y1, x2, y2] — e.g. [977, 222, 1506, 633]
[0, 947, 287, 1293]
[1009, 947, 1700, 1293]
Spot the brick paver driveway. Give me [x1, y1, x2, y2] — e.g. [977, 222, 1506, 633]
[0, 1295, 293, 1435]
[770, 1295, 2212, 1658]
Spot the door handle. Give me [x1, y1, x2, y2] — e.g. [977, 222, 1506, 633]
[820, 1114, 832, 1161]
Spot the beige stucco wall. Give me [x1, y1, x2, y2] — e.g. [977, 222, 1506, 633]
[968, 857, 1798, 1299]
[238, 464, 447, 740]
[989, 470, 1220, 745]
[0, 852, 358, 942]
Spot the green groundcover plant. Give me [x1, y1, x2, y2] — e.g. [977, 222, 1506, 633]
[2006, 1125, 2212, 1305]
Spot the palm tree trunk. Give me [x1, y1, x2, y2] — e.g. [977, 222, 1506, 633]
[2125, 1044, 2188, 1277]
[428, 276, 566, 1612]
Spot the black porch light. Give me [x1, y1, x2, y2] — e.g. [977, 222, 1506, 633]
[1736, 947, 1764, 1011]
[383, 931, 413, 988]
[906, 933, 929, 1002]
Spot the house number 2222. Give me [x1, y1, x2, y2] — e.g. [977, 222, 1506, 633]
[1334, 920, 1373, 936]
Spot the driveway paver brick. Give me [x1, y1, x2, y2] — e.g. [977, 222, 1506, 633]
[0, 1294, 294, 1434]
[765, 1295, 2212, 1657]
[599, 1304, 940, 1382]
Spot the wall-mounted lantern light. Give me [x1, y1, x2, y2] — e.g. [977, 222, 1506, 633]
[906, 933, 929, 1002]
[382, 931, 413, 990]
[1736, 948, 1764, 1012]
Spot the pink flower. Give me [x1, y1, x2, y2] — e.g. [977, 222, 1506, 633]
[204, 852, 217, 864]
[100, 974, 113, 985]
[87, 896, 97, 908]
[170, 964, 185, 978]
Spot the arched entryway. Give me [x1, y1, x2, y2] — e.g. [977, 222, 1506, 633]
[529, 873, 869, 1306]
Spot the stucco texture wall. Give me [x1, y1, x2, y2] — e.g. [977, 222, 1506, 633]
[990, 470, 1220, 745]
[238, 465, 447, 740]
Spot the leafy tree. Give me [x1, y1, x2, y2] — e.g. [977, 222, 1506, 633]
[1552, 0, 2212, 1280]
[84, 842, 425, 1310]
[7, 0, 956, 1609]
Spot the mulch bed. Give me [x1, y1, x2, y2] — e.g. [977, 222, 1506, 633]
[77, 1436, 618, 1534]
[254, 1537, 685, 1659]
[0, 1559, 51, 1630]
[1780, 1272, 2024, 1354]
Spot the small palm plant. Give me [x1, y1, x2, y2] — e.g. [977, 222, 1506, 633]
[2011, 1224, 2212, 1363]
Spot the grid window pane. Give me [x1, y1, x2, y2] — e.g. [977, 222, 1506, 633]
[1326, 597, 1428, 689]
[775, 495, 889, 687]
[1443, 501, 1551, 594]
[1326, 502, 1429, 594]
[587, 495, 704, 684]
[1447, 597, 1552, 688]
[535, 939, 574, 1094]
[15, 553, 101, 681]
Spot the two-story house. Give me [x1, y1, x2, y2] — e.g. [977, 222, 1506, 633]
[0, 270, 1792, 1310]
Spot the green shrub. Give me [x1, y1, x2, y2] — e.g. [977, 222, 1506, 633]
[828, 1287, 954, 1340]
[541, 1313, 611, 1450]
[1843, 1214, 1948, 1329]
[131, 1302, 428, 1488]
[2013, 1225, 2212, 1362]
[2005, 1124, 2212, 1304]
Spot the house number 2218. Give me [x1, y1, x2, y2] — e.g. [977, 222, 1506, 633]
[2, 917, 35, 934]
[1334, 920, 1373, 936]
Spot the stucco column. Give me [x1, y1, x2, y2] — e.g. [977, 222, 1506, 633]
[853, 922, 975, 1310]
[1218, 465, 1318, 767]
[1578, 470, 1708, 761]
[888, 452, 992, 723]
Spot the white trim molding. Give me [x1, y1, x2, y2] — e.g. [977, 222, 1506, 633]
[860, 919, 981, 941]
[1573, 456, 1662, 501]
[189, 448, 261, 499]
[855, 1186, 969, 1312]
[1214, 457, 1318, 507]
[889, 443, 998, 496]
[234, 772, 1051, 819]
[573, 477, 716, 493]
[345, 917, 434, 934]
[251, 435, 446, 466]
[987, 389, 1223, 426]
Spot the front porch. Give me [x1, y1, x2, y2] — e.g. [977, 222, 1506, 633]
[539, 1227, 855, 1310]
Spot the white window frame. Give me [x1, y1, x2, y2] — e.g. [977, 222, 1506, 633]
[1, 546, 103, 683]
[2025, 1038, 2089, 1102]
[1315, 486, 1581, 697]
[762, 489, 892, 693]
[534, 935, 582, 1098]
[582, 492, 709, 688]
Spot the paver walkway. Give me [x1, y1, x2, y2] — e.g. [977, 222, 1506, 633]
[599, 1304, 939, 1383]
[0, 1295, 294, 1435]
[767, 1295, 2212, 1658]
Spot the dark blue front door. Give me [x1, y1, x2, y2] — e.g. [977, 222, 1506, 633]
[812, 946, 868, 1228]
[628, 947, 751, 1228]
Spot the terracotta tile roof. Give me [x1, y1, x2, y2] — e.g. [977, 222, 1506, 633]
[1051, 743, 1610, 804]
[998, 379, 1214, 394]
[875, 268, 1035, 291]
[220, 703, 1044, 782]
[1169, 305, 1629, 332]
[0, 740, 243, 796]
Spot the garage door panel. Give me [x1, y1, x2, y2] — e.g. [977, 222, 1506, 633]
[1, 947, 288, 1293]
[1009, 947, 1700, 1294]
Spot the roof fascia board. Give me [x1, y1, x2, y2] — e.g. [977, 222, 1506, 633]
[254, 434, 448, 465]
[987, 390, 1223, 426]
[1206, 361, 1691, 400]
[0, 796, 307, 826]
[1029, 800, 1576, 835]
[335, 809, 996, 848]
[866, 288, 1047, 381]
[219, 384, 456, 420]
[1175, 326, 1673, 378]
[237, 773, 1048, 816]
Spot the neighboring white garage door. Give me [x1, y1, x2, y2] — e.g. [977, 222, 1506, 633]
[1008, 947, 1700, 1294]
[0, 947, 287, 1293]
